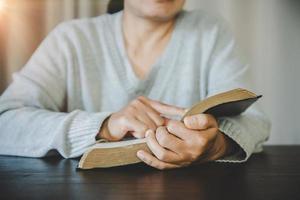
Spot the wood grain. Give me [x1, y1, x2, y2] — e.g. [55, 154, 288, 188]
[0, 146, 299, 200]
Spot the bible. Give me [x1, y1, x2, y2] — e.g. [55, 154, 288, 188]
[78, 88, 262, 169]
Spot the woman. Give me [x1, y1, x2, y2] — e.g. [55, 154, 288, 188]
[0, 0, 270, 170]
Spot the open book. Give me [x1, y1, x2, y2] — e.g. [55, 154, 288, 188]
[78, 88, 262, 169]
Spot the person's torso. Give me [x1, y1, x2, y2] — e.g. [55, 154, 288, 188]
[59, 10, 220, 113]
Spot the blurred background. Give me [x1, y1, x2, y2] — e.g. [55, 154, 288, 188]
[0, 0, 299, 144]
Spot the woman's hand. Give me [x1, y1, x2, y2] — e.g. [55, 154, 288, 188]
[98, 96, 185, 141]
[137, 114, 235, 170]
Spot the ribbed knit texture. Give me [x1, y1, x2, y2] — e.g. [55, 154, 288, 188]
[0, 10, 270, 160]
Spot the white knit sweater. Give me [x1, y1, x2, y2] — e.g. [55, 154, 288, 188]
[0, 10, 271, 162]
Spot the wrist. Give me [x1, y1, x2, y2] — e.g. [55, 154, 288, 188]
[96, 117, 111, 141]
[219, 131, 237, 157]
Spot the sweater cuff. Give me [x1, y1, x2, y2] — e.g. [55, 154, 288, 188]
[215, 118, 255, 163]
[66, 111, 112, 158]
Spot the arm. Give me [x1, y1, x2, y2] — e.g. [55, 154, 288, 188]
[136, 18, 271, 169]
[0, 24, 112, 158]
[206, 19, 271, 162]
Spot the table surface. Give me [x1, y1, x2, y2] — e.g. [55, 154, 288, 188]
[0, 146, 299, 200]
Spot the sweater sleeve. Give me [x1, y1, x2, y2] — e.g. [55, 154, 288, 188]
[205, 19, 271, 162]
[0, 24, 112, 158]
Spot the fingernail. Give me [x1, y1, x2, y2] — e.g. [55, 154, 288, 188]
[137, 150, 144, 158]
[145, 129, 152, 137]
[183, 116, 190, 124]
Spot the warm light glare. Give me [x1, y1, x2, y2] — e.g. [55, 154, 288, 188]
[0, 0, 6, 12]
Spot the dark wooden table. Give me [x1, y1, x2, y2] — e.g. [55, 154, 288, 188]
[0, 146, 299, 200]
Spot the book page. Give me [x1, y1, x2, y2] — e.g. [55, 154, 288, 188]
[93, 138, 147, 149]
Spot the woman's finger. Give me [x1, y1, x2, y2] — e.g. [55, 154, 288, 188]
[134, 99, 165, 127]
[134, 112, 157, 131]
[138, 96, 186, 117]
[183, 114, 218, 130]
[137, 150, 180, 170]
[166, 120, 199, 141]
[125, 117, 148, 138]
[145, 129, 180, 163]
[155, 126, 185, 154]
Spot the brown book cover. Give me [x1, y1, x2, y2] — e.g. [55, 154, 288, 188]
[78, 88, 262, 169]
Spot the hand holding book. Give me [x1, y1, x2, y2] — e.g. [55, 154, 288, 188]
[80, 88, 261, 169]
[97, 96, 186, 141]
[136, 113, 236, 170]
